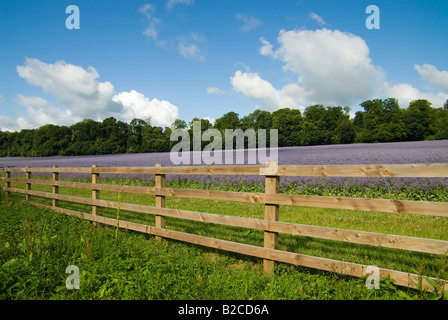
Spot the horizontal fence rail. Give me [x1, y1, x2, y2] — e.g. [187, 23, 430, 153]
[1, 163, 448, 293]
[4, 162, 448, 177]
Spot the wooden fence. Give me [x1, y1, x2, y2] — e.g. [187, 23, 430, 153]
[1, 162, 448, 292]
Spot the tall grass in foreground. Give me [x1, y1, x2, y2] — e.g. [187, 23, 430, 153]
[1, 199, 446, 300]
[1, 175, 448, 300]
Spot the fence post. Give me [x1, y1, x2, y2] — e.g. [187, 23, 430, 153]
[263, 162, 279, 274]
[155, 164, 166, 243]
[52, 166, 59, 208]
[92, 165, 100, 225]
[25, 166, 31, 201]
[5, 167, 10, 201]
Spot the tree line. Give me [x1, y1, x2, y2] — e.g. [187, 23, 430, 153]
[0, 98, 447, 157]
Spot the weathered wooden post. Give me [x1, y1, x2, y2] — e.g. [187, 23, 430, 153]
[5, 167, 10, 201]
[263, 161, 279, 274]
[92, 165, 100, 225]
[25, 166, 31, 201]
[155, 164, 166, 243]
[52, 165, 59, 208]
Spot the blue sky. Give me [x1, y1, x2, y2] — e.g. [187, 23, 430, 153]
[0, 0, 447, 131]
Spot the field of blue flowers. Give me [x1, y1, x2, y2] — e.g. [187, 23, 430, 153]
[2, 140, 447, 202]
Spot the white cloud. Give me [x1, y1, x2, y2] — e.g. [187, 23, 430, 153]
[414, 64, 448, 92]
[15, 94, 51, 109]
[139, 3, 205, 59]
[167, 0, 194, 9]
[233, 28, 448, 111]
[236, 14, 261, 32]
[202, 116, 215, 125]
[178, 42, 203, 60]
[309, 13, 326, 26]
[177, 32, 206, 61]
[0, 94, 4, 105]
[139, 4, 166, 47]
[231, 71, 299, 111]
[138, 3, 155, 19]
[259, 37, 273, 56]
[0, 94, 81, 131]
[16, 58, 121, 119]
[206, 87, 225, 95]
[112, 90, 179, 127]
[0, 58, 181, 131]
[270, 28, 384, 106]
[380, 82, 448, 109]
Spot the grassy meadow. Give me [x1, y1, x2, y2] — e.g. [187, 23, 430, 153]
[1, 174, 448, 300]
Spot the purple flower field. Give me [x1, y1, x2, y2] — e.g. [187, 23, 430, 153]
[1, 140, 447, 168]
[1, 140, 447, 200]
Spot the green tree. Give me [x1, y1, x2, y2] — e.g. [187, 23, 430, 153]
[357, 98, 405, 143]
[271, 108, 302, 146]
[32, 124, 71, 157]
[99, 117, 128, 154]
[404, 99, 433, 141]
[434, 108, 448, 140]
[127, 118, 146, 153]
[333, 120, 356, 144]
[66, 119, 101, 155]
[171, 119, 187, 130]
[213, 112, 240, 132]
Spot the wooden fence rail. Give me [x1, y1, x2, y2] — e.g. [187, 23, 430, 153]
[1, 162, 448, 293]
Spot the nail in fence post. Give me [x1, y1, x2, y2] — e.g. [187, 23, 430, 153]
[92, 165, 100, 225]
[155, 164, 166, 243]
[52, 166, 59, 208]
[263, 162, 279, 274]
[26, 166, 31, 201]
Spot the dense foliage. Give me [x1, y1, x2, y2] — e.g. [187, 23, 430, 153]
[1, 98, 447, 157]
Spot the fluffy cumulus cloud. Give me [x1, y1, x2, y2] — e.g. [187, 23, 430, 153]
[13, 95, 78, 131]
[0, 58, 179, 131]
[232, 28, 448, 111]
[16, 58, 121, 119]
[112, 90, 179, 127]
[231, 71, 299, 111]
[414, 64, 448, 92]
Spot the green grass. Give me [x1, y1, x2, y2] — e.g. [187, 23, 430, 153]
[1, 176, 448, 300]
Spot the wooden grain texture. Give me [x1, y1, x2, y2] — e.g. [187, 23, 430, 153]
[91, 165, 100, 225]
[4, 176, 447, 217]
[52, 166, 59, 208]
[4, 163, 447, 177]
[25, 167, 31, 201]
[274, 163, 448, 177]
[4, 168, 10, 200]
[264, 169, 279, 274]
[2, 167, 91, 173]
[3, 186, 448, 255]
[155, 164, 166, 243]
